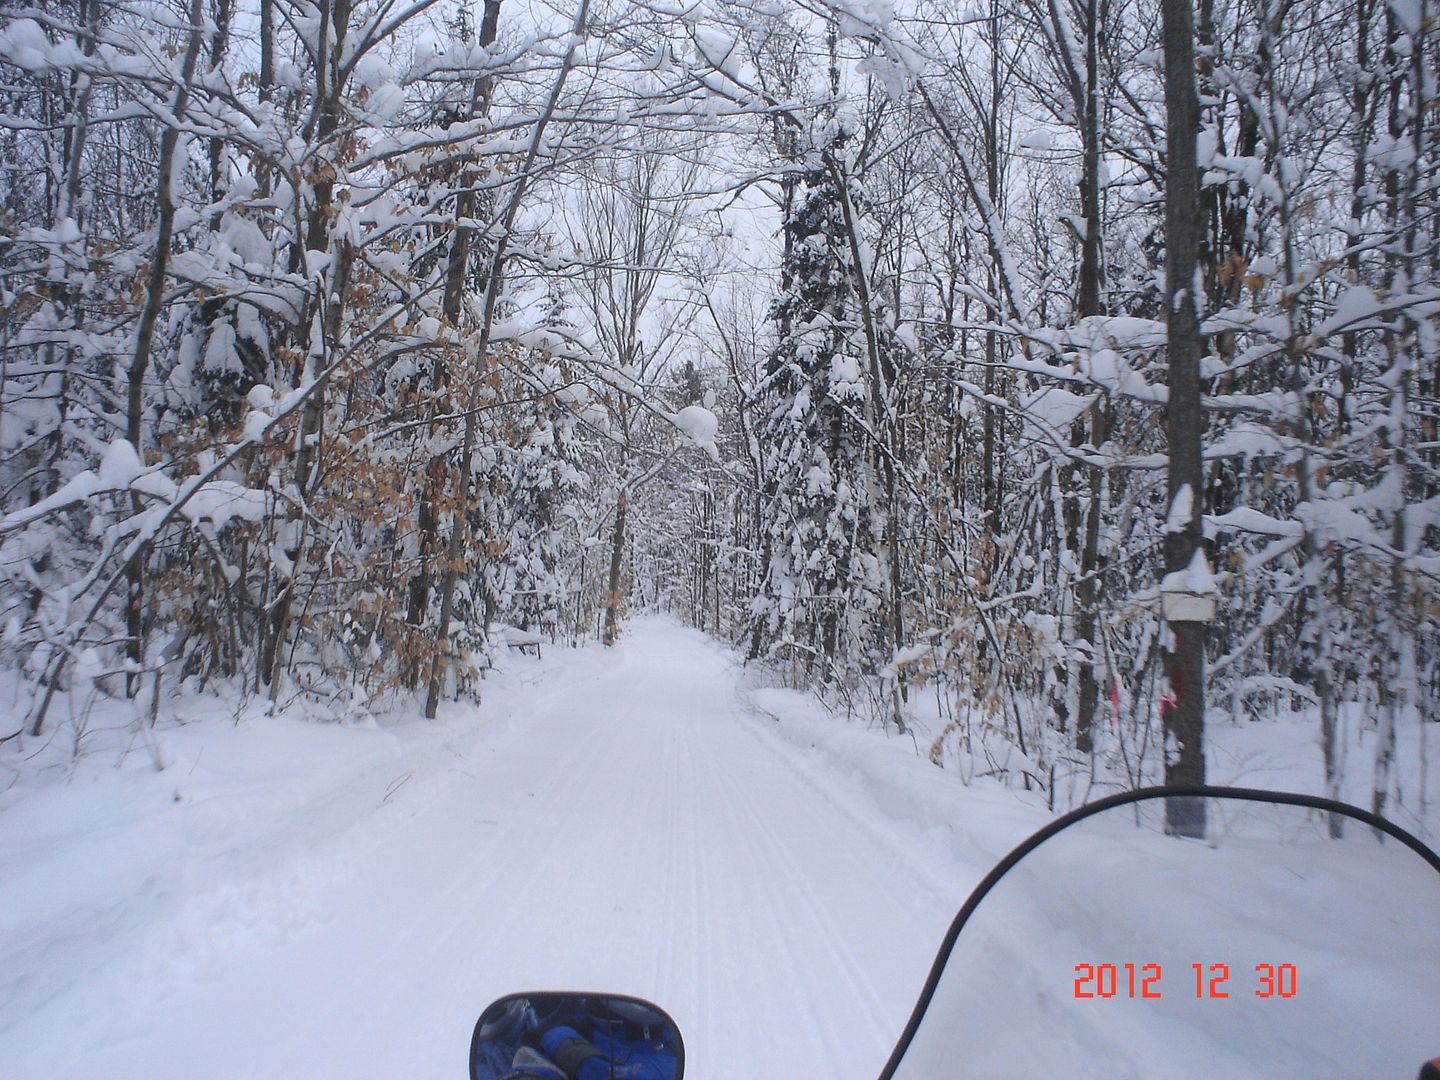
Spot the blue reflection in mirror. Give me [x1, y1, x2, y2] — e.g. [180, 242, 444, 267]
[471, 993, 683, 1080]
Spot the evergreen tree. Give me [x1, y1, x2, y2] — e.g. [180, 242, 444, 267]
[498, 357, 585, 638]
[748, 160, 882, 679]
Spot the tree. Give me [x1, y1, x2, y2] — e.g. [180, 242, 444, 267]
[749, 145, 883, 680]
[1160, 0, 1207, 836]
[562, 139, 700, 646]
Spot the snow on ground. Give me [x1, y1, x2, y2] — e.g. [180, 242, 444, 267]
[0, 620, 971, 1080]
[1, 617, 1436, 1079]
[896, 796, 1440, 1080]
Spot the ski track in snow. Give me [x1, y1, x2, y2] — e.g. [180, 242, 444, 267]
[0, 619, 961, 1080]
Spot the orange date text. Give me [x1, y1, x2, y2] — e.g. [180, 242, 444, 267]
[1072, 963, 1297, 1000]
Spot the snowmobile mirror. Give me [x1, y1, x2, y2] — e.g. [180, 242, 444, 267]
[883, 787, 1440, 1080]
[470, 992, 684, 1080]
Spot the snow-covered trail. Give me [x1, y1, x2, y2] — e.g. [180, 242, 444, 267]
[3, 620, 961, 1080]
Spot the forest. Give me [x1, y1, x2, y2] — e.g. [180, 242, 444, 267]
[0, 0, 1436, 818]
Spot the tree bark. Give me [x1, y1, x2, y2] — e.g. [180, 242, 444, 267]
[125, 0, 206, 697]
[602, 488, 628, 646]
[1072, 0, 1107, 753]
[1161, 0, 1208, 837]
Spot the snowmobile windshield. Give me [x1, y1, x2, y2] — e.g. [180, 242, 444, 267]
[882, 787, 1440, 1080]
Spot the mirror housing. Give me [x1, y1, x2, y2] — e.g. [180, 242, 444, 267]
[471, 993, 684, 1080]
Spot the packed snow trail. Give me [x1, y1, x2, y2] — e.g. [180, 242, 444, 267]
[1, 620, 968, 1079]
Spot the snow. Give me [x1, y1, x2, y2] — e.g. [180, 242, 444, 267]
[499, 624, 544, 648]
[0, 464, 101, 532]
[1160, 547, 1218, 594]
[855, 51, 911, 101]
[179, 479, 268, 528]
[1021, 386, 1095, 433]
[1062, 315, 1168, 351]
[691, 26, 739, 79]
[96, 439, 145, 489]
[0, 437, 270, 536]
[1388, 0, 1423, 36]
[1163, 484, 1193, 533]
[2, 620, 1436, 1079]
[0, 18, 84, 72]
[669, 405, 720, 462]
[0, 622, 959, 1079]
[1020, 322, 1169, 403]
[895, 797, 1440, 1079]
[1317, 285, 1382, 336]
[1208, 506, 1304, 538]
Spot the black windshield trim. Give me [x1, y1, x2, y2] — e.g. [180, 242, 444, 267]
[877, 784, 1440, 1079]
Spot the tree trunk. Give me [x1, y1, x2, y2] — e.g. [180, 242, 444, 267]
[404, 0, 503, 687]
[206, 0, 232, 225]
[602, 489, 628, 646]
[125, 0, 206, 697]
[1072, 0, 1106, 751]
[1161, 0, 1207, 837]
[266, 0, 353, 696]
